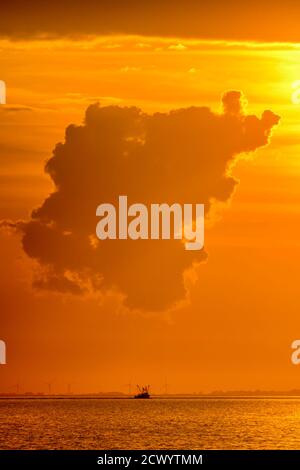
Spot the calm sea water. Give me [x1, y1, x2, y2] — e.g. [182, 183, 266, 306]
[1, 397, 300, 449]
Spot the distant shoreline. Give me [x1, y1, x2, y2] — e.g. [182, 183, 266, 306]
[2, 394, 300, 400]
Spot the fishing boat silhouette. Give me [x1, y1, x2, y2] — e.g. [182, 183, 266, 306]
[134, 385, 150, 399]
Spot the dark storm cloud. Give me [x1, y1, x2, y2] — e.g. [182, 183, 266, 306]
[1, 0, 300, 42]
[9, 91, 279, 311]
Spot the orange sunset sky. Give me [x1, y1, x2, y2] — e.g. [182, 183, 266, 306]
[1, 1, 300, 394]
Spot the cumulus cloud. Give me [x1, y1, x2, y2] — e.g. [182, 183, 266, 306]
[11, 91, 279, 311]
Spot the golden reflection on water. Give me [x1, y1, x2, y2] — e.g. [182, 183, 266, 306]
[1, 398, 300, 450]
